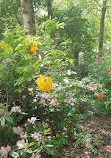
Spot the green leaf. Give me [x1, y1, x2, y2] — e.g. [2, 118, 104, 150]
[45, 148, 55, 156]
[5, 115, 13, 123]
[10, 152, 19, 158]
[0, 117, 5, 126]
[45, 144, 54, 147]
[28, 142, 36, 148]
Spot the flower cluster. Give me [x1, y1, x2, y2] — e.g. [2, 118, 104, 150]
[27, 117, 37, 124]
[32, 153, 41, 158]
[0, 40, 8, 48]
[0, 145, 11, 156]
[90, 84, 96, 88]
[11, 106, 20, 112]
[98, 58, 103, 64]
[26, 43, 38, 54]
[37, 75, 53, 92]
[16, 139, 27, 149]
[98, 93, 104, 99]
[92, 58, 111, 99]
[12, 126, 23, 135]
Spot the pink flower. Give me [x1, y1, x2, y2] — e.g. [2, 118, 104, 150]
[50, 99, 59, 107]
[64, 98, 73, 104]
[20, 132, 27, 139]
[28, 88, 33, 92]
[40, 94, 49, 99]
[38, 99, 45, 104]
[0, 145, 11, 156]
[16, 139, 27, 149]
[31, 132, 41, 141]
[37, 154, 41, 158]
[42, 122, 48, 129]
[32, 153, 41, 158]
[27, 117, 37, 124]
[11, 106, 20, 112]
[109, 72, 111, 75]
[12, 126, 23, 135]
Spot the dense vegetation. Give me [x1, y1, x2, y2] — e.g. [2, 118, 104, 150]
[0, 0, 111, 157]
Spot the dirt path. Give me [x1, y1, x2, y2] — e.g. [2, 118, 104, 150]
[58, 115, 111, 158]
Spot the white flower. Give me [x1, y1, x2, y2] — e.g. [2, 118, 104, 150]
[67, 70, 71, 75]
[27, 117, 37, 124]
[28, 88, 33, 92]
[11, 106, 20, 112]
[33, 99, 37, 102]
[63, 79, 69, 84]
[12, 126, 23, 135]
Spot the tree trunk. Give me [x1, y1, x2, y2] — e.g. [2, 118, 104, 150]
[72, 40, 79, 65]
[20, 0, 36, 36]
[47, 0, 56, 46]
[99, 0, 108, 56]
[47, 0, 53, 19]
[73, 50, 79, 66]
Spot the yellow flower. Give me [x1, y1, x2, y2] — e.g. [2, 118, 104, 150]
[0, 41, 8, 48]
[37, 75, 53, 92]
[26, 43, 38, 54]
[29, 45, 38, 54]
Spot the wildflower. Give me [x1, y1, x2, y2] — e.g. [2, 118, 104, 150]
[99, 61, 103, 64]
[93, 66, 96, 69]
[98, 93, 104, 99]
[33, 98, 37, 102]
[37, 154, 41, 158]
[11, 106, 20, 112]
[37, 75, 53, 92]
[42, 122, 48, 129]
[0, 40, 8, 47]
[50, 99, 59, 107]
[32, 153, 41, 158]
[20, 132, 27, 139]
[0, 145, 11, 157]
[98, 58, 101, 61]
[67, 70, 71, 75]
[29, 45, 38, 54]
[12, 126, 23, 135]
[40, 94, 49, 99]
[90, 84, 96, 87]
[38, 99, 45, 104]
[31, 132, 41, 141]
[28, 88, 33, 92]
[63, 79, 69, 84]
[64, 98, 73, 104]
[109, 72, 111, 75]
[27, 117, 37, 124]
[105, 148, 109, 151]
[109, 66, 111, 70]
[16, 139, 27, 149]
